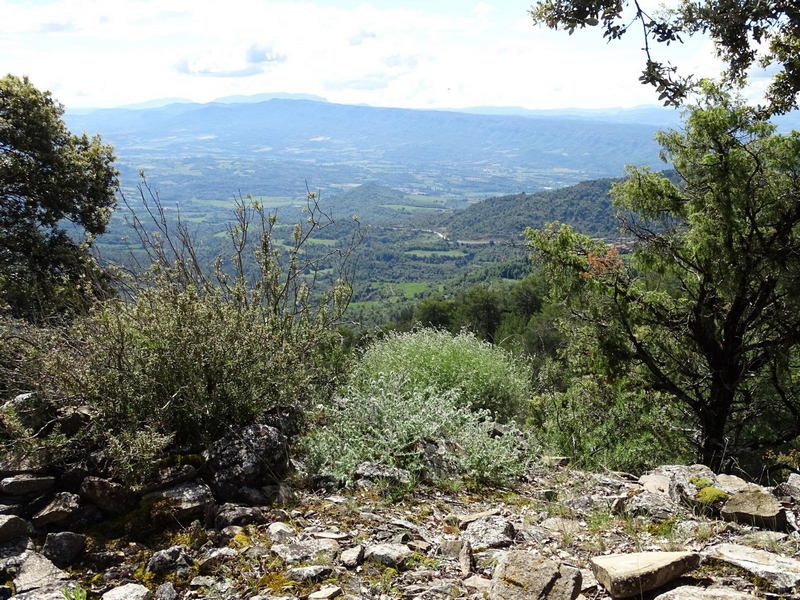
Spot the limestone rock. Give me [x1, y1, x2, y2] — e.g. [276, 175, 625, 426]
[79, 476, 136, 516]
[308, 585, 342, 600]
[102, 583, 153, 600]
[706, 543, 800, 592]
[215, 503, 266, 529]
[365, 543, 413, 568]
[463, 575, 492, 593]
[0, 475, 55, 496]
[203, 423, 288, 501]
[440, 539, 463, 558]
[458, 508, 501, 529]
[155, 582, 179, 600]
[145, 481, 216, 523]
[463, 516, 515, 549]
[590, 552, 701, 598]
[272, 538, 340, 563]
[285, 565, 332, 582]
[0, 515, 27, 543]
[42, 532, 85, 568]
[13, 552, 69, 595]
[355, 462, 413, 486]
[267, 521, 295, 543]
[715, 474, 758, 495]
[627, 491, 680, 522]
[459, 539, 474, 577]
[654, 586, 756, 600]
[198, 547, 238, 573]
[489, 551, 581, 600]
[341, 545, 364, 568]
[720, 490, 786, 530]
[146, 545, 194, 577]
[32, 492, 81, 527]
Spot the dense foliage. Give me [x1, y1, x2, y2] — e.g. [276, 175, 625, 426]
[302, 374, 533, 487]
[350, 329, 532, 423]
[0, 74, 118, 319]
[434, 178, 619, 242]
[530, 361, 692, 473]
[0, 185, 355, 485]
[529, 84, 800, 471]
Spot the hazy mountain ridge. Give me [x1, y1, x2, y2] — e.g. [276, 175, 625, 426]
[64, 99, 667, 202]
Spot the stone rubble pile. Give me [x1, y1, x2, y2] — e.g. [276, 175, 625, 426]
[2, 423, 800, 600]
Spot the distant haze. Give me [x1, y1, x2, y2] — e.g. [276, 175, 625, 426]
[2, 0, 738, 110]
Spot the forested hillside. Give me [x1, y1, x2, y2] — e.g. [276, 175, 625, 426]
[428, 178, 618, 241]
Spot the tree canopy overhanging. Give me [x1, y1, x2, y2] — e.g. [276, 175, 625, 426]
[528, 83, 800, 470]
[529, 0, 800, 114]
[0, 74, 118, 319]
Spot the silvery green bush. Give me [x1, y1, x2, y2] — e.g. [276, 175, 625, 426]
[351, 328, 531, 423]
[301, 376, 532, 487]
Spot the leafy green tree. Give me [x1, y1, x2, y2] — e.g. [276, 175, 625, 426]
[528, 84, 800, 471]
[414, 297, 456, 330]
[457, 285, 504, 343]
[529, 0, 800, 114]
[0, 75, 118, 319]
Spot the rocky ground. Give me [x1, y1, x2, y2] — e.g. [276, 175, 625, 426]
[3, 454, 800, 600]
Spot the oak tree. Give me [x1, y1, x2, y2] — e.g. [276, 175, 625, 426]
[0, 75, 118, 319]
[528, 84, 800, 470]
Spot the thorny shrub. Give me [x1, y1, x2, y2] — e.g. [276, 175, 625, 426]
[0, 180, 360, 486]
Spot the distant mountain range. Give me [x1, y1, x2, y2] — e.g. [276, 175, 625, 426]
[63, 95, 800, 206]
[63, 98, 670, 202]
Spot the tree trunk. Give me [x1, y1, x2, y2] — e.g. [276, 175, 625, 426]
[697, 388, 733, 472]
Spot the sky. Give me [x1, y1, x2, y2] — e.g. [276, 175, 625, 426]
[0, 0, 738, 111]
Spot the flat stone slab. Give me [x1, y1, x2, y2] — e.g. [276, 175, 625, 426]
[308, 585, 342, 599]
[715, 474, 759, 495]
[365, 543, 413, 568]
[271, 538, 340, 564]
[721, 490, 786, 531]
[654, 586, 755, 600]
[489, 551, 581, 600]
[102, 583, 153, 599]
[13, 551, 69, 594]
[639, 473, 671, 496]
[463, 575, 492, 593]
[590, 552, 701, 598]
[706, 543, 800, 592]
[0, 475, 55, 495]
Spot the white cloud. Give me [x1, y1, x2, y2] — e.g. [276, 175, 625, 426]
[0, 0, 727, 109]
